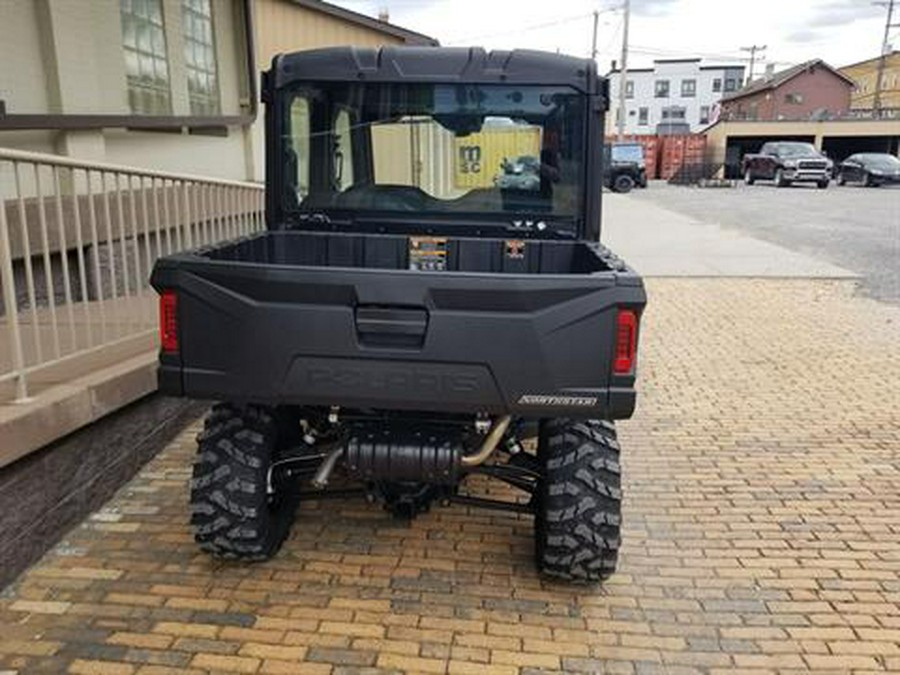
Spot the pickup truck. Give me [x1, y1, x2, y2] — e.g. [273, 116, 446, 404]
[742, 141, 832, 188]
[151, 46, 647, 582]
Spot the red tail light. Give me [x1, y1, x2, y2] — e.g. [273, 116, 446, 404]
[159, 290, 178, 353]
[613, 308, 638, 375]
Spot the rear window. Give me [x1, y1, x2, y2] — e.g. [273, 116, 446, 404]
[611, 144, 644, 164]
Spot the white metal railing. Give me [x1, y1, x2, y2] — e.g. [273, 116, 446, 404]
[0, 147, 264, 402]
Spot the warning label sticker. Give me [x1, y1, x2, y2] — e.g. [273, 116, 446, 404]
[409, 237, 448, 271]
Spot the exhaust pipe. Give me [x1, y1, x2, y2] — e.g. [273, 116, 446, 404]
[310, 414, 513, 487]
[310, 443, 344, 489]
[460, 415, 512, 467]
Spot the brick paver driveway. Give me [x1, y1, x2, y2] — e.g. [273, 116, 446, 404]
[1, 278, 898, 674]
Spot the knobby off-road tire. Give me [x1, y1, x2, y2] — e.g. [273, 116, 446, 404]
[535, 419, 622, 583]
[190, 403, 297, 560]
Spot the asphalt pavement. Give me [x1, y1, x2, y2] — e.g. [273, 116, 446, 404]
[617, 181, 899, 304]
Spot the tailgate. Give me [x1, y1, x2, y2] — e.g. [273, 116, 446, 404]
[151, 258, 645, 419]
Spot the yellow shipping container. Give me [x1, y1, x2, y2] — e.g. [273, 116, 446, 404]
[454, 125, 542, 188]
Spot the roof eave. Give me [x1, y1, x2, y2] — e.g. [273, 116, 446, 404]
[286, 0, 439, 45]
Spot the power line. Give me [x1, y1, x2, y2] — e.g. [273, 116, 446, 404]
[873, 0, 898, 115]
[740, 44, 767, 84]
[616, 0, 630, 140]
[445, 12, 595, 45]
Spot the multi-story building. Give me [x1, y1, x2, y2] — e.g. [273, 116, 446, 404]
[719, 59, 854, 122]
[607, 58, 745, 135]
[839, 51, 900, 117]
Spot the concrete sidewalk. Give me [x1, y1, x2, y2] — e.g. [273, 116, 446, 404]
[602, 192, 859, 278]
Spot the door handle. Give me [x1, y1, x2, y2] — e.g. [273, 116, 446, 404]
[355, 306, 428, 347]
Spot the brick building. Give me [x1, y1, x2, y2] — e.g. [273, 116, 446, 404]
[720, 59, 854, 122]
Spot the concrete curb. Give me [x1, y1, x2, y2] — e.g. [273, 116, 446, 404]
[0, 351, 158, 470]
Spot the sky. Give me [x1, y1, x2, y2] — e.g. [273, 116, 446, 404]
[329, 0, 894, 77]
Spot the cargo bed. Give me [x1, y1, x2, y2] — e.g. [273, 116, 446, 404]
[151, 230, 644, 419]
[202, 230, 619, 275]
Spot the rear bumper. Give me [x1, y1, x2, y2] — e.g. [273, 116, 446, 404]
[159, 362, 639, 419]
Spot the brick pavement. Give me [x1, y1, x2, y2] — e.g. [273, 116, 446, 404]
[1, 278, 898, 674]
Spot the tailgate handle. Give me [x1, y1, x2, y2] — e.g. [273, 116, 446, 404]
[355, 306, 428, 346]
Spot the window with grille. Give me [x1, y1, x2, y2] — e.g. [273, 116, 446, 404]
[183, 0, 220, 115]
[121, 0, 171, 114]
[681, 79, 696, 97]
[654, 80, 670, 98]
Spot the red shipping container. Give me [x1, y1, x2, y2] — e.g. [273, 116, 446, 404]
[658, 134, 706, 180]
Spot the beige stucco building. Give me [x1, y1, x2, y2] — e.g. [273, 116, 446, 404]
[839, 51, 900, 114]
[0, 0, 435, 182]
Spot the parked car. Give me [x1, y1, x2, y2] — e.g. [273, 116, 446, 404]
[837, 153, 900, 187]
[151, 47, 647, 583]
[742, 141, 832, 188]
[603, 142, 648, 193]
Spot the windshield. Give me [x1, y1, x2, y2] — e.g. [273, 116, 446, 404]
[858, 154, 900, 169]
[611, 144, 644, 165]
[281, 83, 586, 227]
[777, 143, 820, 158]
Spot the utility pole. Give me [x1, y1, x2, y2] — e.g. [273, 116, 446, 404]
[873, 0, 897, 117]
[740, 44, 767, 84]
[616, 0, 630, 140]
[591, 10, 599, 61]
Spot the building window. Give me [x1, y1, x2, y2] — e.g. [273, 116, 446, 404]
[121, 0, 171, 114]
[183, 0, 220, 115]
[661, 106, 686, 120]
[724, 78, 737, 92]
[699, 105, 710, 124]
[784, 92, 804, 105]
[681, 79, 696, 97]
[712, 78, 722, 93]
[624, 80, 634, 99]
[654, 80, 670, 98]
[638, 107, 649, 125]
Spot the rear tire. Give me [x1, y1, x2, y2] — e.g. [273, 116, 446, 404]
[535, 419, 622, 583]
[613, 174, 635, 193]
[190, 403, 297, 561]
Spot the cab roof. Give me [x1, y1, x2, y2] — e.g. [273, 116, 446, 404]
[271, 46, 603, 95]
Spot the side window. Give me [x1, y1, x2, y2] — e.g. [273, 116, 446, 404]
[334, 108, 355, 191]
[288, 97, 310, 199]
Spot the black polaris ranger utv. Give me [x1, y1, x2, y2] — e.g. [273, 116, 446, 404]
[151, 46, 646, 582]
